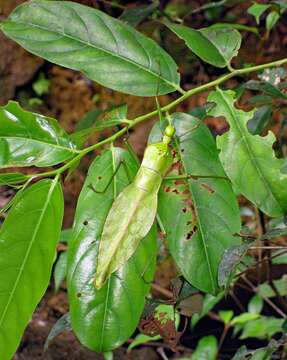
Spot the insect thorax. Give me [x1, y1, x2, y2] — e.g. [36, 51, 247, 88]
[133, 143, 173, 193]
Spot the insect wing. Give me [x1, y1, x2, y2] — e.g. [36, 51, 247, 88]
[95, 183, 157, 288]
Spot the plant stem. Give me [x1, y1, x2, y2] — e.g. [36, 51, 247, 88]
[31, 57, 287, 179]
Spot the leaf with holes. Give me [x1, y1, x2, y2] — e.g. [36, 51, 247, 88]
[208, 88, 287, 217]
[0, 101, 77, 168]
[1, 0, 180, 96]
[67, 148, 157, 352]
[167, 24, 241, 67]
[0, 179, 63, 360]
[149, 114, 241, 294]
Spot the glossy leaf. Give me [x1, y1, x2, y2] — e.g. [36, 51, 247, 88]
[168, 24, 241, 67]
[151, 114, 241, 294]
[0, 101, 77, 168]
[1, 0, 180, 96]
[67, 148, 157, 352]
[0, 179, 64, 360]
[209, 88, 287, 217]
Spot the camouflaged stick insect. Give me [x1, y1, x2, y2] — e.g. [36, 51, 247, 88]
[94, 125, 175, 289]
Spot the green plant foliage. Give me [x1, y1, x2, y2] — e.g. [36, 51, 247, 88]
[72, 105, 130, 147]
[1, 0, 180, 97]
[167, 24, 241, 67]
[67, 148, 157, 352]
[266, 11, 280, 32]
[0, 101, 77, 168]
[150, 114, 241, 294]
[248, 294, 264, 314]
[192, 292, 224, 327]
[208, 88, 287, 217]
[240, 316, 284, 339]
[247, 106, 272, 135]
[247, 3, 270, 24]
[192, 335, 218, 360]
[0, 179, 64, 360]
[231, 312, 260, 325]
[219, 310, 234, 324]
[258, 275, 287, 297]
[0, 172, 28, 186]
[54, 251, 67, 292]
[244, 80, 287, 99]
[119, 1, 159, 27]
[44, 313, 71, 351]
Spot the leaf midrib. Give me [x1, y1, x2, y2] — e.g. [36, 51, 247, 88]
[0, 136, 79, 153]
[174, 135, 216, 294]
[4, 13, 179, 91]
[220, 90, 283, 213]
[0, 179, 58, 329]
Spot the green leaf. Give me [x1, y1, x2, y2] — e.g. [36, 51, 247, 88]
[192, 292, 224, 327]
[247, 3, 270, 24]
[2, 0, 180, 97]
[231, 312, 260, 325]
[209, 22, 259, 35]
[192, 336, 218, 360]
[119, 1, 159, 27]
[248, 294, 264, 314]
[168, 24, 241, 67]
[0, 179, 64, 360]
[266, 11, 280, 31]
[0, 172, 28, 186]
[247, 106, 272, 135]
[244, 80, 287, 99]
[54, 251, 67, 292]
[67, 148, 157, 352]
[0, 101, 77, 168]
[258, 275, 287, 297]
[72, 105, 130, 147]
[44, 313, 71, 351]
[151, 113, 241, 294]
[240, 316, 284, 339]
[208, 88, 287, 217]
[219, 310, 234, 324]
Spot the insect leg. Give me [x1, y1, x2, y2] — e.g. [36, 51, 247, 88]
[88, 159, 133, 193]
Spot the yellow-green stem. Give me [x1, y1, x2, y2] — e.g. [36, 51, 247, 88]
[30, 57, 287, 180]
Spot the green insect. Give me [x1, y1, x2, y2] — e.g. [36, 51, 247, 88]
[94, 125, 175, 289]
